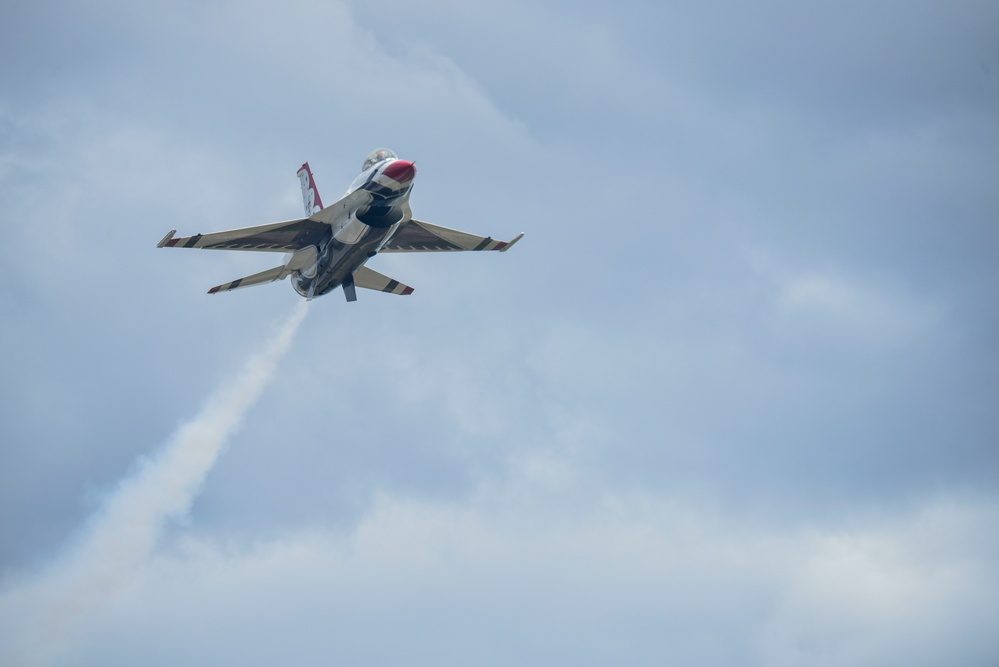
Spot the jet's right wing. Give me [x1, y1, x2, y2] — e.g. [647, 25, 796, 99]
[380, 219, 524, 253]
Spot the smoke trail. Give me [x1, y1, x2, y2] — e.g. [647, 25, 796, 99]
[0, 301, 309, 666]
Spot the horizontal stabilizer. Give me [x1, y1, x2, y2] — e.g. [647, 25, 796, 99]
[207, 265, 288, 294]
[353, 265, 414, 295]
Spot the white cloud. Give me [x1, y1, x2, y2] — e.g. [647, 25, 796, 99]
[760, 502, 999, 666]
[32, 478, 999, 666]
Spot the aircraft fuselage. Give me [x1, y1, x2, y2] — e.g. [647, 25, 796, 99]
[293, 157, 416, 299]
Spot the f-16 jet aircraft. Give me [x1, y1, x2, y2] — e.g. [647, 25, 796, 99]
[158, 148, 523, 301]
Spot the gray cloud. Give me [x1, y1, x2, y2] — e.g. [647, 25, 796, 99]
[1, 0, 997, 663]
[0, 303, 306, 665]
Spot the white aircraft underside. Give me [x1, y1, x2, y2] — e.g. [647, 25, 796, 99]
[158, 148, 523, 301]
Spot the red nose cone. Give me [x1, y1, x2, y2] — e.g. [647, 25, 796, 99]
[382, 159, 416, 184]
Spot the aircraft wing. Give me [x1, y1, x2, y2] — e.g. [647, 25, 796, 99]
[158, 190, 371, 252]
[158, 218, 328, 252]
[380, 219, 524, 253]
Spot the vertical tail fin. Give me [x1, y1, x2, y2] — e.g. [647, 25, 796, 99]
[297, 162, 324, 216]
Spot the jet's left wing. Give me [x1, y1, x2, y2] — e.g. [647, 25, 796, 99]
[158, 218, 328, 252]
[380, 219, 524, 253]
[158, 190, 372, 252]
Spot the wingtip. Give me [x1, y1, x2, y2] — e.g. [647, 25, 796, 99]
[157, 230, 177, 248]
[499, 232, 525, 252]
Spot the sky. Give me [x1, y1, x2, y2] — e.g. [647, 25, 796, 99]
[1, 0, 997, 664]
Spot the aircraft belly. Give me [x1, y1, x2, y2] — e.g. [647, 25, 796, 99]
[293, 223, 392, 298]
[286, 246, 319, 278]
[334, 216, 368, 244]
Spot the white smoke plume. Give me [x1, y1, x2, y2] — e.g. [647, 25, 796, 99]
[0, 301, 309, 666]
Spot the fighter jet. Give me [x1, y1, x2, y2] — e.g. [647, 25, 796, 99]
[157, 148, 523, 301]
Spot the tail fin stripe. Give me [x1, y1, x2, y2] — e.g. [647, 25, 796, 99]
[297, 162, 324, 215]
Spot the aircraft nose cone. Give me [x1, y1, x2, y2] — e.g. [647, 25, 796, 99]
[382, 160, 416, 184]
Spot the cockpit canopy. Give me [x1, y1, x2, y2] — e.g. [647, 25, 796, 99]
[362, 148, 398, 171]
